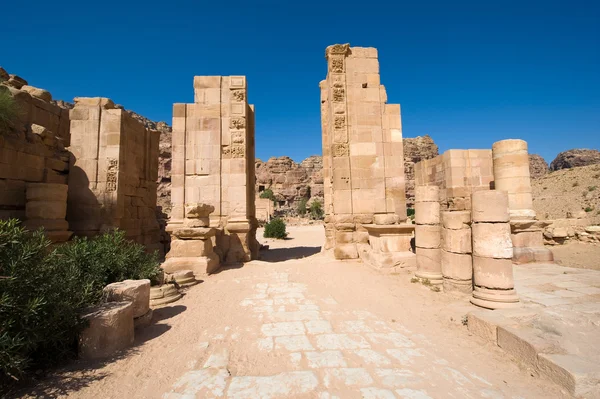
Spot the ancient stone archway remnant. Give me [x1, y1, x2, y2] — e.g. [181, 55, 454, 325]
[167, 76, 259, 271]
[321, 44, 413, 266]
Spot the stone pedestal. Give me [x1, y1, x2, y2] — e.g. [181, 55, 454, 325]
[361, 224, 416, 273]
[441, 210, 473, 294]
[492, 139, 553, 263]
[163, 204, 220, 277]
[471, 190, 519, 309]
[414, 186, 442, 284]
[78, 301, 134, 360]
[23, 183, 72, 243]
[150, 284, 182, 308]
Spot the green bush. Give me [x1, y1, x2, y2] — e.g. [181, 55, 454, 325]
[0, 88, 18, 133]
[55, 230, 162, 289]
[263, 218, 288, 239]
[0, 221, 161, 391]
[407, 208, 415, 217]
[259, 188, 275, 201]
[585, 207, 594, 213]
[297, 198, 308, 216]
[0, 220, 95, 387]
[309, 200, 324, 220]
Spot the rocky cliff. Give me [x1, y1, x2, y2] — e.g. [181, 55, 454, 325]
[403, 135, 439, 207]
[550, 149, 600, 171]
[529, 154, 549, 179]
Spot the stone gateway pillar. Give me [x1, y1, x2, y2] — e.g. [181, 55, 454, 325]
[320, 44, 412, 265]
[167, 76, 259, 267]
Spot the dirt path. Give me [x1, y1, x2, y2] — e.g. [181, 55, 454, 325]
[23, 226, 568, 398]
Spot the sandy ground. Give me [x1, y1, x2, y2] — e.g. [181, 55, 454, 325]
[18, 226, 571, 398]
[550, 241, 600, 271]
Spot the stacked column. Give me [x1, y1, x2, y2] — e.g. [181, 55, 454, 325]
[24, 183, 72, 242]
[492, 139, 553, 263]
[414, 186, 442, 285]
[471, 190, 519, 309]
[440, 210, 473, 293]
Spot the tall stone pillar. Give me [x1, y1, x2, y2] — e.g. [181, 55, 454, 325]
[321, 44, 413, 265]
[440, 210, 473, 293]
[492, 139, 553, 264]
[471, 190, 519, 309]
[414, 186, 442, 285]
[168, 76, 259, 266]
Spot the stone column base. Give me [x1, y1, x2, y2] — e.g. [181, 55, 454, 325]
[471, 286, 520, 309]
[443, 278, 473, 294]
[161, 254, 220, 277]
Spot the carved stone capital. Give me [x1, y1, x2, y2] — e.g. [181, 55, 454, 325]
[325, 43, 350, 59]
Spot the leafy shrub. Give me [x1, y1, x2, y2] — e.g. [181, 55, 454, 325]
[0, 221, 161, 391]
[259, 188, 275, 201]
[297, 198, 308, 216]
[0, 220, 95, 387]
[309, 200, 324, 220]
[0, 87, 18, 133]
[585, 207, 594, 213]
[407, 208, 415, 217]
[55, 230, 162, 289]
[263, 218, 288, 239]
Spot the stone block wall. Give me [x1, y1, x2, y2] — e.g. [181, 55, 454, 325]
[0, 73, 71, 224]
[414, 149, 493, 211]
[168, 76, 259, 264]
[321, 44, 408, 259]
[68, 97, 161, 253]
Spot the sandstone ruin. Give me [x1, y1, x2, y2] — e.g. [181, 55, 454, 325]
[320, 44, 414, 268]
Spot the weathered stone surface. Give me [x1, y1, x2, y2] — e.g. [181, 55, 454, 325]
[529, 154, 548, 178]
[414, 202, 440, 225]
[472, 223, 513, 259]
[78, 301, 134, 360]
[415, 224, 440, 249]
[186, 203, 215, 218]
[440, 211, 470, 230]
[167, 239, 213, 258]
[441, 226, 471, 254]
[415, 247, 442, 282]
[471, 191, 509, 223]
[103, 279, 151, 318]
[149, 284, 182, 307]
[441, 250, 472, 281]
[550, 148, 600, 171]
[21, 85, 52, 102]
[404, 136, 439, 207]
[472, 256, 514, 289]
[172, 227, 216, 239]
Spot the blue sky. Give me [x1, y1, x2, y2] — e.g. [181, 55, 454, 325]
[2, 0, 598, 163]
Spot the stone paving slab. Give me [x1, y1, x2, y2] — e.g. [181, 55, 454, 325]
[163, 270, 547, 398]
[468, 262, 600, 397]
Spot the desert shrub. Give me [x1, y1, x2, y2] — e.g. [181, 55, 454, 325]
[55, 229, 162, 288]
[260, 188, 275, 201]
[309, 200, 324, 220]
[0, 222, 161, 390]
[585, 207, 594, 213]
[0, 87, 18, 133]
[407, 208, 415, 218]
[263, 218, 288, 239]
[0, 219, 96, 388]
[297, 198, 308, 216]
[588, 186, 597, 192]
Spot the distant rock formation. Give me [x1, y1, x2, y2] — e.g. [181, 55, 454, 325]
[529, 154, 549, 179]
[550, 149, 600, 171]
[403, 135, 439, 208]
[255, 156, 323, 214]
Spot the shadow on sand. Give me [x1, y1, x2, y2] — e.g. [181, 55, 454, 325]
[11, 304, 186, 398]
[259, 246, 321, 262]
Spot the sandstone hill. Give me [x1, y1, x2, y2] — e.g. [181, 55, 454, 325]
[532, 163, 600, 223]
[550, 148, 600, 171]
[528, 154, 548, 178]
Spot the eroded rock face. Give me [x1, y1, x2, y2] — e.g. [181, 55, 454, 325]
[255, 156, 324, 213]
[403, 135, 439, 208]
[529, 154, 549, 178]
[550, 149, 600, 171]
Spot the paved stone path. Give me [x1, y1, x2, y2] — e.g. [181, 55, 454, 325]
[164, 270, 508, 398]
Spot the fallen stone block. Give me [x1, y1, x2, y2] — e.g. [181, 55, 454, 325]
[150, 284, 182, 308]
[103, 279, 150, 318]
[497, 325, 562, 370]
[467, 310, 514, 343]
[78, 301, 134, 360]
[134, 309, 154, 329]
